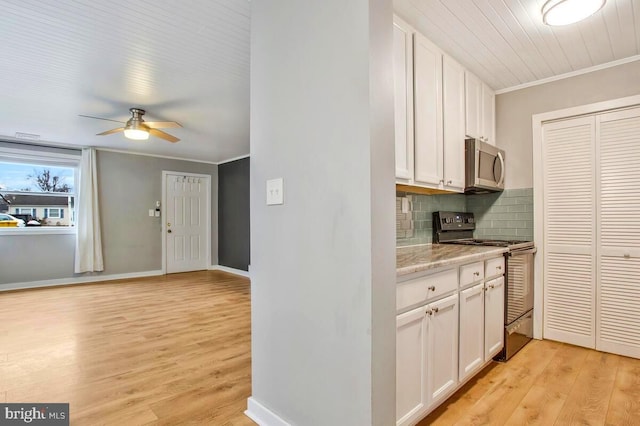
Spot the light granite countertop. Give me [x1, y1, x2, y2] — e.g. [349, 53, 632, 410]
[397, 244, 508, 277]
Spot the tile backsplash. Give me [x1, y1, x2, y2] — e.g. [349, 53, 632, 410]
[396, 188, 533, 246]
[466, 188, 533, 241]
[396, 192, 466, 246]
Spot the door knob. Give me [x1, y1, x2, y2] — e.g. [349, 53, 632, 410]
[168, 229, 172, 233]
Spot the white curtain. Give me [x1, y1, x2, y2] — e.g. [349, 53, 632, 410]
[75, 147, 104, 273]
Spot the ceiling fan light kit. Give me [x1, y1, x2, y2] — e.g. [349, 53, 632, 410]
[542, 0, 606, 26]
[84, 107, 182, 143]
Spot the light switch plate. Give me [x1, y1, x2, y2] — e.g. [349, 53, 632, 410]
[266, 178, 284, 205]
[149, 209, 155, 217]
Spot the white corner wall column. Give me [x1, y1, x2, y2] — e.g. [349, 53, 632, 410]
[248, 1, 396, 425]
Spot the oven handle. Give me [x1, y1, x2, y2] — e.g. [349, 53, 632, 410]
[509, 248, 537, 256]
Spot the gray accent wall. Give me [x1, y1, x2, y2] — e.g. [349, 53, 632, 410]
[218, 157, 249, 271]
[497, 60, 640, 189]
[0, 150, 218, 287]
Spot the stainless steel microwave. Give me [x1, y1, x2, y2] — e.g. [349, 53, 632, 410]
[464, 138, 505, 193]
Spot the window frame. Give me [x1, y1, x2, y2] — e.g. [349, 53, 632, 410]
[0, 144, 80, 236]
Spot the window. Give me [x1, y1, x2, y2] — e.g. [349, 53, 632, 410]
[0, 143, 79, 231]
[47, 208, 61, 219]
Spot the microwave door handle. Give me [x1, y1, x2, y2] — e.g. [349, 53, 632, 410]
[496, 152, 505, 187]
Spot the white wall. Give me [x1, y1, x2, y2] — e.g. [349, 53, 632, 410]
[497, 60, 640, 189]
[249, 0, 396, 424]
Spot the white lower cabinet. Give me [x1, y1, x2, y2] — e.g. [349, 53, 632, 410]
[427, 294, 459, 406]
[396, 256, 506, 425]
[459, 283, 485, 382]
[396, 293, 459, 426]
[484, 277, 505, 360]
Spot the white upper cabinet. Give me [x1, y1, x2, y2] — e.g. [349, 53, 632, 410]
[393, 16, 414, 182]
[393, 16, 496, 192]
[464, 72, 482, 141]
[481, 83, 495, 145]
[465, 71, 495, 145]
[413, 32, 444, 187]
[442, 55, 466, 192]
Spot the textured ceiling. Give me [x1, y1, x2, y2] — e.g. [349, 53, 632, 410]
[394, 0, 640, 91]
[0, 0, 250, 163]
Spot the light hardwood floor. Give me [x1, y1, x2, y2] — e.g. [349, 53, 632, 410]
[0, 271, 255, 425]
[420, 338, 640, 425]
[3, 273, 639, 425]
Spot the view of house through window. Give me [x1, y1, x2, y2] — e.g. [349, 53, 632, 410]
[0, 160, 76, 228]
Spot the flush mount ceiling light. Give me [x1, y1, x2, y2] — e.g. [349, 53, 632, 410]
[542, 0, 606, 26]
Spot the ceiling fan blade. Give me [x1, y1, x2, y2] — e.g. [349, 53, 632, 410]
[149, 128, 179, 143]
[144, 121, 182, 129]
[79, 114, 125, 124]
[97, 127, 125, 136]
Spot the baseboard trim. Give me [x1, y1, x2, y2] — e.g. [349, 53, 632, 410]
[0, 270, 164, 292]
[245, 397, 291, 426]
[209, 265, 250, 278]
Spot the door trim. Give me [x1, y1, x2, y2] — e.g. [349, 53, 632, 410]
[532, 94, 640, 340]
[161, 170, 212, 274]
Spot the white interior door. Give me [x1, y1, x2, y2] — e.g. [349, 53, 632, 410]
[542, 116, 597, 348]
[165, 173, 209, 274]
[596, 107, 640, 358]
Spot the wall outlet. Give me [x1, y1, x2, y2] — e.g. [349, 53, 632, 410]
[149, 209, 155, 217]
[155, 210, 161, 217]
[266, 178, 284, 205]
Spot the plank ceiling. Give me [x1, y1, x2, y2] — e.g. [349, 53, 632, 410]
[0, 0, 250, 163]
[394, 0, 640, 91]
[0, 1, 638, 162]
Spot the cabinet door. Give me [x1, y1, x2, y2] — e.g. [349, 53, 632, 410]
[427, 293, 459, 407]
[597, 107, 640, 359]
[393, 17, 414, 182]
[459, 283, 484, 382]
[442, 55, 465, 192]
[413, 32, 443, 187]
[481, 83, 495, 145]
[396, 306, 428, 425]
[484, 277, 505, 360]
[464, 71, 481, 140]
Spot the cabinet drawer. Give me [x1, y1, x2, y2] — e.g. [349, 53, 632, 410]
[459, 261, 484, 287]
[485, 256, 505, 279]
[397, 268, 458, 312]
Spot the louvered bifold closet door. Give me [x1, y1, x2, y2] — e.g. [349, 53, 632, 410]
[597, 107, 640, 359]
[542, 116, 596, 348]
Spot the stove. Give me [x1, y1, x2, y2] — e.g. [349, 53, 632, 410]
[433, 211, 536, 361]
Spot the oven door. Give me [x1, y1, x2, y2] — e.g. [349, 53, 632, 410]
[506, 248, 535, 324]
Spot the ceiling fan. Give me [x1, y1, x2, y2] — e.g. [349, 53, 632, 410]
[80, 108, 182, 143]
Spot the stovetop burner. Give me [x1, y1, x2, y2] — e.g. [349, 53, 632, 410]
[433, 212, 534, 250]
[442, 238, 534, 250]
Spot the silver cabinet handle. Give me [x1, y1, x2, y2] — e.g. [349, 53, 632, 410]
[497, 266, 502, 270]
[428, 286, 436, 291]
[446, 180, 452, 185]
[432, 307, 439, 314]
[473, 271, 480, 276]
[425, 309, 433, 316]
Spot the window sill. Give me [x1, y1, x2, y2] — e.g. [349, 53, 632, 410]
[0, 227, 76, 236]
